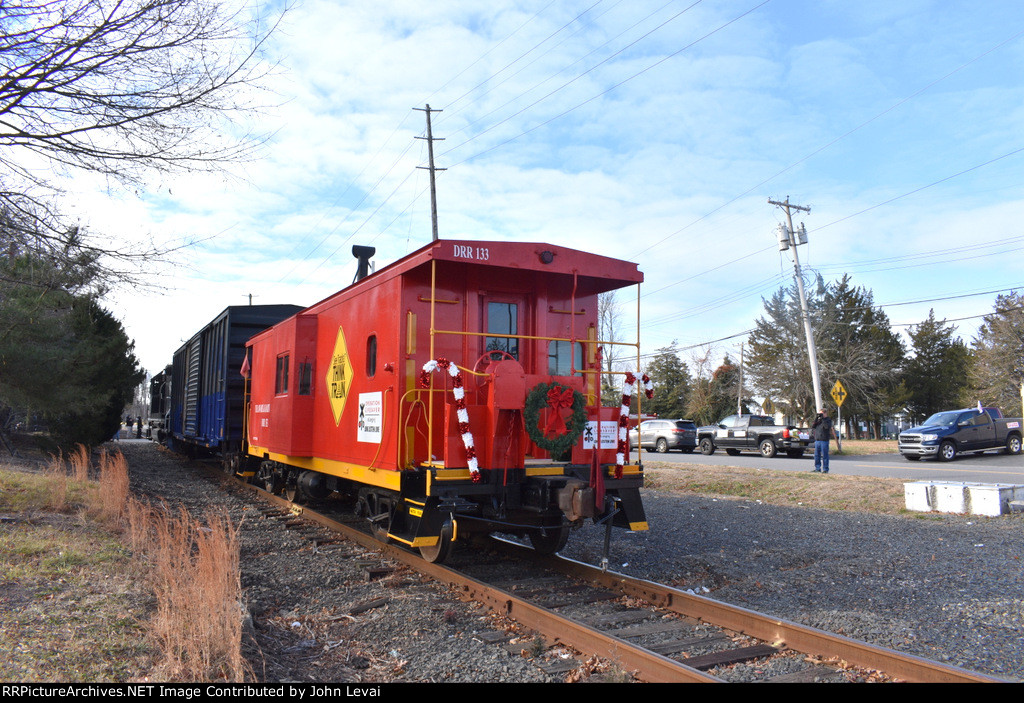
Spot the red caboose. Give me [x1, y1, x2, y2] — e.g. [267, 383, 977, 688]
[244, 239, 648, 562]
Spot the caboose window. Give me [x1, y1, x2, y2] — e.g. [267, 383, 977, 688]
[366, 335, 377, 377]
[298, 359, 313, 396]
[547, 340, 582, 376]
[275, 354, 290, 395]
[485, 302, 518, 360]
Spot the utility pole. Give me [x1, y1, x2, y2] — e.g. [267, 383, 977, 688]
[414, 105, 446, 241]
[769, 197, 824, 416]
[738, 343, 744, 415]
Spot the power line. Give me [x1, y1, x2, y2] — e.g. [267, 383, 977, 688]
[647, 283, 1024, 358]
[289, 2, 749, 284]
[439, 1, 610, 118]
[634, 26, 1024, 259]
[274, 7, 1023, 310]
[442, 0, 766, 167]
[439, 0, 664, 138]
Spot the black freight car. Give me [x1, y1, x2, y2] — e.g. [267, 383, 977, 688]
[165, 305, 301, 468]
[148, 365, 171, 441]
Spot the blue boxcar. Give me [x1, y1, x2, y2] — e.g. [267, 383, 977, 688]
[167, 305, 302, 462]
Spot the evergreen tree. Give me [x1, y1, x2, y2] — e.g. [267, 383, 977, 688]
[819, 276, 906, 436]
[747, 274, 906, 429]
[1, 243, 142, 447]
[708, 355, 746, 420]
[902, 310, 971, 420]
[746, 276, 827, 424]
[643, 343, 691, 418]
[46, 298, 144, 447]
[0, 1, 281, 443]
[970, 292, 1024, 417]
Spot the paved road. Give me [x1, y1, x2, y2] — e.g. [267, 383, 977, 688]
[638, 447, 1024, 484]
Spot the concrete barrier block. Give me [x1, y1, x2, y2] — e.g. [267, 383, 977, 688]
[967, 484, 1024, 517]
[905, 481, 1024, 516]
[903, 482, 933, 512]
[934, 482, 969, 513]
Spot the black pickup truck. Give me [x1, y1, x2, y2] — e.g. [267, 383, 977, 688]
[696, 414, 811, 458]
[898, 407, 1023, 461]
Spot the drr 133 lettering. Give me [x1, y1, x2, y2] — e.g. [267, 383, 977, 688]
[453, 245, 489, 260]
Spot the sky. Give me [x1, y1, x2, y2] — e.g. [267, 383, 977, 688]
[76, 0, 1024, 381]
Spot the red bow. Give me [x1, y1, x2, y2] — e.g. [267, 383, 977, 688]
[544, 386, 574, 435]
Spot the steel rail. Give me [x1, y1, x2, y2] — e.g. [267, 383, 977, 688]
[236, 479, 1005, 683]
[532, 549, 1005, 683]
[246, 486, 718, 681]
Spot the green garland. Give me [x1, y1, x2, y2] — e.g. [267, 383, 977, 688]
[524, 381, 587, 456]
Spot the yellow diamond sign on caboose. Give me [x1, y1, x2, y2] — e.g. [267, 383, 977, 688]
[327, 326, 354, 425]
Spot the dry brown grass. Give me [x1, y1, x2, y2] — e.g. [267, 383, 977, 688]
[97, 449, 130, 526]
[1, 447, 249, 683]
[643, 462, 908, 514]
[833, 439, 899, 456]
[639, 438, 908, 514]
[136, 502, 248, 681]
[0, 459, 153, 681]
[41, 452, 71, 512]
[69, 444, 91, 481]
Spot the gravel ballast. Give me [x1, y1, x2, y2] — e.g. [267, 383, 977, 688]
[562, 491, 1024, 681]
[115, 440, 1022, 682]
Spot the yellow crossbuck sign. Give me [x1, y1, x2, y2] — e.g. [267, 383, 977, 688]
[830, 380, 847, 407]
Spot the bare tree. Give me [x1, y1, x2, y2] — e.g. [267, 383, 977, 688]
[597, 291, 622, 405]
[0, 0, 283, 284]
[685, 345, 718, 426]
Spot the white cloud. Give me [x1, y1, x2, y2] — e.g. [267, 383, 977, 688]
[47, 0, 1024, 376]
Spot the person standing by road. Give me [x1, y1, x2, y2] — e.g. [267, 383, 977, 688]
[812, 408, 834, 473]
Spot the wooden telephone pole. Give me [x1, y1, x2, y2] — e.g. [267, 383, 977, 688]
[414, 105, 445, 241]
[769, 197, 823, 415]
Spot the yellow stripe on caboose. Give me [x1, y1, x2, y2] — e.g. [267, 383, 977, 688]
[247, 446, 403, 491]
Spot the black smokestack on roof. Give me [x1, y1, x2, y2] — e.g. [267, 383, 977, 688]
[352, 245, 375, 283]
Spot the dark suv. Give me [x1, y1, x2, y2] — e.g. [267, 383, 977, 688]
[629, 419, 698, 453]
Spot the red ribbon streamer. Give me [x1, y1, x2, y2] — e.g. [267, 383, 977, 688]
[544, 386, 574, 435]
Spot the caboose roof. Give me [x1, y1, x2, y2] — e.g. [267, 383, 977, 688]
[360, 238, 641, 290]
[249, 239, 644, 342]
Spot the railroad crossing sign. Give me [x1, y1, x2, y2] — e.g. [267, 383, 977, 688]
[830, 380, 848, 407]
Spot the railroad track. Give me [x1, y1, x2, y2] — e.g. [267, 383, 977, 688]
[210, 468, 1003, 684]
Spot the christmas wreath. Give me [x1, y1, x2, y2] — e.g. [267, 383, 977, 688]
[524, 381, 587, 456]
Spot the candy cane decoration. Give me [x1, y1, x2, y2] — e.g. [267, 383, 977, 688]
[421, 358, 480, 482]
[617, 372, 654, 478]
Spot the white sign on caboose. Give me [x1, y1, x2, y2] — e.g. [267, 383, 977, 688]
[357, 391, 383, 443]
[582, 420, 619, 449]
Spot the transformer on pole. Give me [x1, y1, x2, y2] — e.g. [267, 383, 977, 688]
[769, 197, 823, 416]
